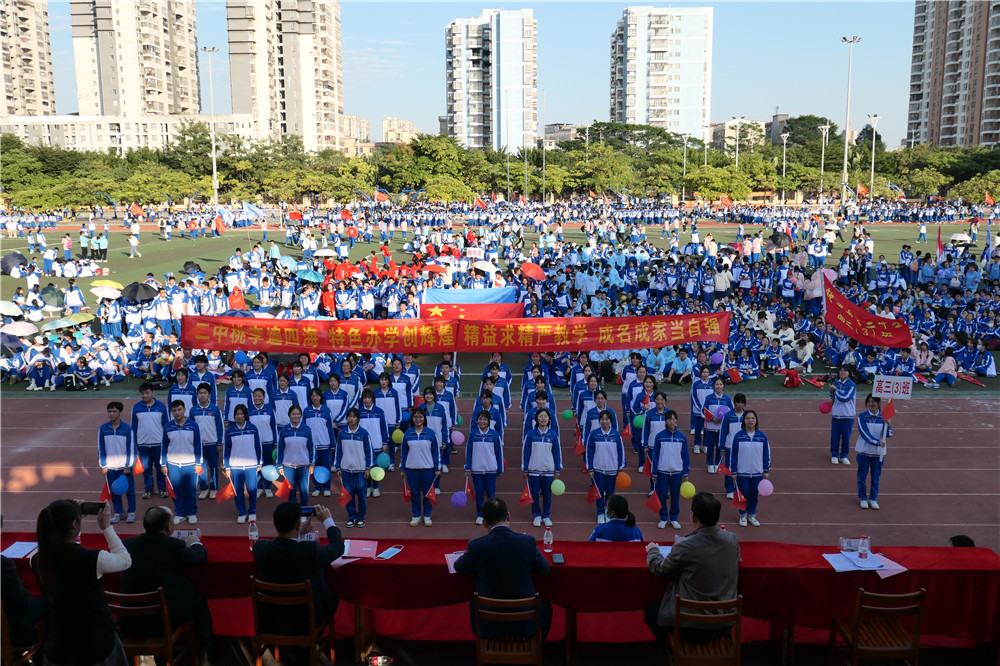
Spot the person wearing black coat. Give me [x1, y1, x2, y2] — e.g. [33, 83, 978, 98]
[1, 554, 48, 646]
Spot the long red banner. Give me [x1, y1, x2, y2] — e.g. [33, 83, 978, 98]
[823, 276, 913, 349]
[180, 312, 730, 354]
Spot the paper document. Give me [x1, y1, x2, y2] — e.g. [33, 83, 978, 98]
[840, 550, 885, 569]
[822, 553, 857, 572]
[330, 557, 360, 570]
[1, 542, 37, 559]
[445, 552, 464, 574]
[659, 546, 672, 557]
[343, 539, 379, 559]
[874, 554, 907, 579]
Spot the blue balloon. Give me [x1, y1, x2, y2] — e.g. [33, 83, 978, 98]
[110, 475, 129, 495]
[376, 452, 391, 468]
[400, 409, 409, 420]
[261, 465, 279, 481]
[313, 466, 331, 483]
[234, 351, 250, 365]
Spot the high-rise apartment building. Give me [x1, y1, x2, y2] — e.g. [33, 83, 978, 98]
[344, 114, 370, 142]
[609, 6, 713, 141]
[383, 116, 418, 143]
[907, 0, 1000, 146]
[445, 9, 537, 151]
[227, 0, 343, 152]
[69, 0, 199, 117]
[2, 0, 56, 116]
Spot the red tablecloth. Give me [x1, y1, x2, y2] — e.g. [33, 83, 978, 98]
[4, 533, 998, 646]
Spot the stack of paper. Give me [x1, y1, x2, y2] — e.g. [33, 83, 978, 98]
[1, 542, 37, 559]
[822, 552, 908, 579]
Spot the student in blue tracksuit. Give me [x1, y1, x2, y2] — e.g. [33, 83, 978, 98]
[588, 495, 643, 542]
[719, 393, 747, 498]
[465, 410, 504, 524]
[223, 404, 262, 523]
[629, 375, 658, 468]
[829, 365, 857, 464]
[131, 382, 169, 498]
[167, 367, 197, 416]
[248, 388, 278, 497]
[358, 389, 389, 497]
[586, 410, 626, 524]
[434, 376, 459, 474]
[304, 388, 337, 497]
[702, 378, 735, 473]
[422, 388, 452, 493]
[245, 354, 276, 403]
[522, 408, 562, 527]
[335, 407, 374, 527]
[276, 404, 314, 507]
[224, 370, 253, 425]
[650, 410, 689, 530]
[689, 366, 714, 455]
[856, 394, 887, 510]
[161, 400, 203, 524]
[190, 383, 224, 499]
[272, 374, 298, 432]
[99, 401, 136, 523]
[472, 390, 507, 442]
[373, 373, 402, 433]
[640, 392, 669, 491]
[189, 355, 218, 405]
[400, 407, 440, 526]
[731, 410, 771, 527]
[582, 391, 619, 449]
[323, 374, 350, 428]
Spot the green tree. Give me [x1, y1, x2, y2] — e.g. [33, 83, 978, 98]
[950, 169, 1000, 203]
[423, 174, 473, 203]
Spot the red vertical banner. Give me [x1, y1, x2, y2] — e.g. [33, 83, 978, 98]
[823, 277, 913, 348]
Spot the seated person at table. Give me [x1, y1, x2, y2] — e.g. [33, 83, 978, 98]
[1, 551, 48, 647]
[454, 497, 552, 639]
[122, 506, 214, 659]
[588, 494, 643, 542]
[644, 491, 739, 643]
[252, 502, 344, 634]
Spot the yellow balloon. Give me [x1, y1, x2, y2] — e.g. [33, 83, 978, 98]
[679, 481, 696, 499]
[370, 466, 386, 482]
[392, 429, 404, 444]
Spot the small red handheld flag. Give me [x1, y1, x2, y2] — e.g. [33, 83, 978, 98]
[129, 202, 144, 217]
[402, 477, 412, 502]
[518, 481, 533, 507]
[703, 407, 715, 423]
[986, 193, 995, 206]
[274, 478, 293, 501]
[99, 482, 112, 502]
[585, 480, 601, 504]
[881, 399, 896, 421]
[645, 492, 662, 514]
[716, 461, 733, 477]
[164, 476, 177, 499]
[622, 424, 631, 439]
[424, 485, 437, 507]
[727, 368, 742, 384]
[642, 460, 654, 478]
[731, 486, 747, 511]
[133, 456, 144, 475]
[339, 484, 352, 508]
[464, 478, 473, 495]
[216, 480, 236, 503]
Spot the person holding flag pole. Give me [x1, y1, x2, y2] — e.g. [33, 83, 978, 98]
[585, 410, 626, 525]
[521, 408, 561, 527]
[465, 410, 504, 525]
[650, 410, 688, 530]
[855, 394, 887, 510]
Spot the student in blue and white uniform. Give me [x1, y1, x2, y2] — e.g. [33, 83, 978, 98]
[98, 400, 136, 523]
[167, 367, 197, 416]
[161, 399, 203, 524]
[224, 370, 252, 425]
[272, 374, 298, 432]
[190, 382, 224, 500]
[702, 377, 735, 474]
[731, 409, 771, 527]
[131, 382, 169, 498]
[586, 409, 626, 524]
[288, 362, 313, 411]
[223, 404, 262, 523]
[689, 366, 714, 454]
[588, 494, 643, 542]
[829, 365, 857, 465]
[248, 388, 278, 498]
[719, 393, 747, 499]
[304, 388, 337, 497]
[522, 408, 561, 527]
[582, 390, 619, 449]
[358, 389, 389, 497]
[400, 407, 440, 526]
[651, 409, 689, 530]
[245, 354, 276, 403]
[338, 358, 364, 411]
[276, 404, 314, 507]
[373, 373, 402, 433]
[335, 407, 374, 527]
[465, 410, 504, 525]
[856, 394, 887, 510]
[323, 373, 350, 428]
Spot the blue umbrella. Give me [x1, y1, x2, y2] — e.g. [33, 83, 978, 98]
[277, 256, 298, 271]
[219, 309, 255, 318]
[297, 269, 324, 283]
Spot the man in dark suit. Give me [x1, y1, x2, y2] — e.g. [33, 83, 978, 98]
[252, 502, 344, 635]
[454, 497, 551, 638]
[122, 506, 213, 657]
[1, 554, 48, 647]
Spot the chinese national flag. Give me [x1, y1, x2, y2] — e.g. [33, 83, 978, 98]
[425, 485, 437, 507]
[518, 481, 533, 507]
[274, 478, 293, 501]
[732, 486, 747, 510]
[519, 195, 527, 206]
[164, 476, 177, 499]
[585, 480, 601, 504]
[645, 492, 662, 513]
[375, 191, 390, 202]
[216, 480, 236, 503]
[474, 197, 487, 209]
[642, 460, 653, 478]
[720, 196, 733, 207]
[727, 368, 742, 383]
[588, 190, 597, 199]
[622, 424, 631, 439]
[703, 407, 716, 423]
[857, 184, 869, 197]
[339, 484, 352, 507]
[881, 399, 896, 420]
[402, 477, 412, 502]
[573, 435, 585, 456]
[133, 457, 144, 475]
[464, 478, 473, 495]
[823, 276, 913, 348]
[129, 203, 144, 217]
[100, 482, 112, 502]
[422, 302, 524, 319]
[986, 193, 995, 206]
[716, 462, 733, 477]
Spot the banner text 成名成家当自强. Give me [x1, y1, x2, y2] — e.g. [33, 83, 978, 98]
[180, 312, 731, 354]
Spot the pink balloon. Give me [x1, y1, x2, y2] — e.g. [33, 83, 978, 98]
[451, 430, 465, 445]
[758, 479, 774, 497]
[819, 401, 833, 415]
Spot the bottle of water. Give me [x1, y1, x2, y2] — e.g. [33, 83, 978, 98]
[858, 535, 870, 560]
[248, 520, 259, 551]
[543, 527, 553, 553]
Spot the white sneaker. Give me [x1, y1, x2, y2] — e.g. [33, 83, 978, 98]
[126, 512, 136, 523]
[366, 488, 373, 497]
[25, 381, 36, 391]
[533, 516, 542, 527]
[726, 492, 734, 499]
[208, 490, 216, 499]
[249, 514, 256, 521]
[199, 489, 209, 499]
[860, 499, 869, 509]
[708, 465, 716, 474]
[256, 488, 264, 498]
[831, 457, 839, 465]
[840, 458, 850, 466]
[441, 465, 449, 473]
[869, 500, 879, 510]
[175, 515, 187, 523]
[265, 489, 274, 498]
[410, 517, 421, 526]
[188, 516, 198, 524]
[49, 381, 55, 391]
[434, 487, 441, 495]
[103, 378, 111, 387]
[388, 464, 395, 471]
[693, 445, 701, 454]
[110, 513, 121, 524]
[323, 490, 331, 497]
[372, 488, 381, 497]
[670, 520, 682, 529]
[690, 428, 695, 435]
[475, 517, 484, 525]
[423, 517, 432, 526]
[738, 515, 747, 527]
[311, 490, 321, 497]
[542, 518, 553, 527]
[237, 515, 247, 524]
[638, 464, 644, 474]
[657, 520, 667, 529]
[748, 516, 760, 527]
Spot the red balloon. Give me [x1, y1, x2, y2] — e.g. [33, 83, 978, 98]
[819, 401, 833, 415]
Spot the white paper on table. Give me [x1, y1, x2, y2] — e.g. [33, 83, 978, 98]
[822, 553, 857, 572]
[330, 557, 360, 570]
[874, 554, 907, 579]
[840, 550, 885, 569]
[659, 546, 672, 558]
[1, 541, 38, 559]
[445, 552, 464, 574]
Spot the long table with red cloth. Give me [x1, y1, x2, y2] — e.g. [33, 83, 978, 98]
[4, 533, 998, 653]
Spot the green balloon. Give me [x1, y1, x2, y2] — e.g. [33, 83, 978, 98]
[456, 415, 464, 426]
[272, 448, 278, 461]
[561, 409, 574, 421]
[550, 479, 566, 496]
[633, 414, 645, 429]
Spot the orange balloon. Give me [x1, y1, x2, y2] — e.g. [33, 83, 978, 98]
[615, 471, 632, 490]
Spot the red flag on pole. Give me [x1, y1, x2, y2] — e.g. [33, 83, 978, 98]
[936, 226, 944, 262]
[464, 478, 473, 495]
[857, 184, 869, 197]
[129, 203, 144, 217]
[588, 190, 597, 199]
[474, 197, 487, 209]
[99, 481, 112, 502]
[339, 484, 352, 507]
[402, 477, 412, 502]
[274, 478, 293, 501]
[823, 276, 913, 348]
[881, 399, 895, 420]
[518, 481, 534, 507]
[716, 462, 733, 477]
[585, 480, 601, 504]
[645, 492, 662, 513]
[164, 475, 177, 499]
[642, 460, 653, 478]
[216, 480, 236, 503]
[727, 368, 742, 384]
[986, 193, 995, 206]
[424, 485, 437, 507]
[731, 486, 747, 511]
[720, 196, 733, 207]
[133, 457, 144, 475]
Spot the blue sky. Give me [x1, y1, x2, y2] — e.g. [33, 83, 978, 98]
[47, 1, 915, 145]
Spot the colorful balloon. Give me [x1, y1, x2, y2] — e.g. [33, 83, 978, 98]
[313, 466, 331, 483]
[392, 429, 404, 444]
[369, 467, 386, 482]
[450, 491, 468, 508]
[456, 415, 464, 426]
[615, 472, 632, 490]
[758, 479, 774, 497]
[715, 406, 730, 419]
[710, 352, 724, 365]
[451, 430, 465, 445]
[110, 475, 128, 495]
[562, 409, 574, 421]
[819, 401, 833, 415]
[550, 479, 566, 496]
[377, 452, 392, 468]
[261, 465, 279, 481]
[633, 414, 645, 429]
[680, 481, 696, 499]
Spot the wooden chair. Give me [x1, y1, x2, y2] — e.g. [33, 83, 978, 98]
[666, 595, 742, 666]
[250, 577, 334, 666]
[472, 593, 544, 666]
[829, 588, 925, 666]
[1, 603, 44, 666]
[104, 587, 198, 666]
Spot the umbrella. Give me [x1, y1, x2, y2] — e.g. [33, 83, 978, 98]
[91, 279, 124, 289]
[0, 301, 22, 317]
[313, 249, 337, 257]
[474, 260, 498, 273]
[825, 224, 841, 231]
[68, 313, 95, 324]
[967, 217, 985, 224]
[40, 286, 65, 307]
[1, 332, 23, 357]
[1, 321, 38, 336]
[267, 305, 287, 317]
[950, 233, 972, 243]
[717, 246, 738, 255]
[253, 311, 275, 319]
[183, 261, 203, 274]
[297, 269, 324, 283]
[41, 318, 75, 332]
[219, 309, 255, 318]
[769, 233, 792, 249]
[422, 264, 447, 274]
[277, 256, 298, 271]
[121, 282, 159, 301]
[90, 286, 121, 300]
[519, 262, 545, 281]
[1, 252, 27, 276]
